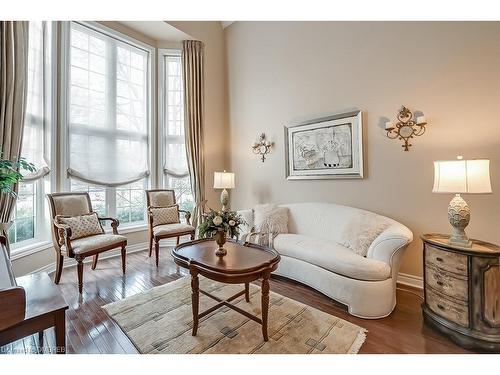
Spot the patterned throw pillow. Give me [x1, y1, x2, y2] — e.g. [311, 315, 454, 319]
[150, 205, 180, 227]
[56, 212, 104, 240]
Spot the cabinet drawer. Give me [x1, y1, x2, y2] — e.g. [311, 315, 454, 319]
[425, 244, 468, 276]
[426, 287, 469, 327]
[425, 264, 468, 302]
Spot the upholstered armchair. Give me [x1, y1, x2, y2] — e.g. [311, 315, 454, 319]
[146, 189, 195, 266]
[46, 192, 127, 293]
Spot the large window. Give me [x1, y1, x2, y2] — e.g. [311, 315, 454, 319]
[9, 21, 52, 248]
[64, 22, 151, 226]
[161, 52, 193, 212]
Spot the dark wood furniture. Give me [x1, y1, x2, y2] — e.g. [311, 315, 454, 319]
[47, 192, 127, 293]
[145, 189, 195, 266]
[422, 233, 500, 352]
[0, 270, 68, 353]
[171, 238, 280, 341]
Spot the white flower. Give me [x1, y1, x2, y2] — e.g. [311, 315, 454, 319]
[229, 220, 236, 226]
[213, 216, 223, 226]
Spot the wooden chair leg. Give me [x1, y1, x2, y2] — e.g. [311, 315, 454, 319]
[154, 240, 160, 267]
[91, 254, 99, 270]
[76, 259, 84, 294]
[121, 245, 126, 274]
[148, 235, 153, 257]
[54, 253, 64, 284]
[176, 236, 180, 245]
[38, 330, 44, 350]
[190, 233, 195, 241]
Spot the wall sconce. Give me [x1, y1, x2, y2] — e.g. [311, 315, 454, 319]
[251, 133, 273, 162]
[385, 106, 428, 151]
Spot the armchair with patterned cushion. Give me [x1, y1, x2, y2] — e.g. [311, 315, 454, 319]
[46, 192, 127, 293]
[145, 189, 195, 266]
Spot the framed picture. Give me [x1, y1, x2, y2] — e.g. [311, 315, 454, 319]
[284, 110, 364, 179]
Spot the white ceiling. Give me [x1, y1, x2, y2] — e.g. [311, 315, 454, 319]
[118, 21, 192, 42]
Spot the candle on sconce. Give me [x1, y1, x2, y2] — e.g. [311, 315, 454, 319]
[385, 121, 394, 130]
[416, 116, 427, 124]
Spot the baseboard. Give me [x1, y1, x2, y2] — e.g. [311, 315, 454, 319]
[30, 238, 177, 275]
[397, 272, 423, 290]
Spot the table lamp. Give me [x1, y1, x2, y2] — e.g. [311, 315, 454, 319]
[213, 171, 235, 211]
[432, 157, 492, 247]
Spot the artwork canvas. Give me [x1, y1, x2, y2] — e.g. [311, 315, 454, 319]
[285, 110, 363, 179]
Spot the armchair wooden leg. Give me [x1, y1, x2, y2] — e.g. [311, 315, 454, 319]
[176, 236, 180, 245]
[76, 258, 84, 294]
[154, 240, 160, 267]
[54, 253, 64, 284]
[190, 232, 195, 241]
[121, 246, 126, 274]
[148, 236, 153, 257]
[91, 254, 99, 270]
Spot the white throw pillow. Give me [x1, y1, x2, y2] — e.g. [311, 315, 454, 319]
[340, 212, 389, 257]
[254, 204, 288, 235]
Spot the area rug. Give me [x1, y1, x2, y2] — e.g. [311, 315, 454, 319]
[102, 276, 367, 354]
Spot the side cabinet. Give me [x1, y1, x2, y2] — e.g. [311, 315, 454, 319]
[421, 233, 500, 352]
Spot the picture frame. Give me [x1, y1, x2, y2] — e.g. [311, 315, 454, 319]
[284, 109, 364, 180]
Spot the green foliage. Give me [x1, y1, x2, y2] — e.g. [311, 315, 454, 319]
[198, 209, 246, 239]
[0, 149, 36, 197]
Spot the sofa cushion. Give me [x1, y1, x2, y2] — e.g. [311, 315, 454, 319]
[63, 234, 126, 255]
[153, 223, 195, 236]
[273, 234, 391, 281]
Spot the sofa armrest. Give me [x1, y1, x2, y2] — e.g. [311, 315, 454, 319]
[366, 224, 413, 267]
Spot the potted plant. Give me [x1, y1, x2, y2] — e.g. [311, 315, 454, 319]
[0, 150, 36, 237]
[198, 209, 246, 256]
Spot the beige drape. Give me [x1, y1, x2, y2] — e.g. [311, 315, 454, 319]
[182, 40, 205, 230]
[0, 22, 29, 256]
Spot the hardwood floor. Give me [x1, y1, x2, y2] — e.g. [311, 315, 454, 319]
[2, 248, 473, 354]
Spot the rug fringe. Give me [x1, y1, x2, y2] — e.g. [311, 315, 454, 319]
[348, 329, 368, 354]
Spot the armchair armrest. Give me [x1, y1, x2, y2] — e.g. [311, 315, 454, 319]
[53, 220, 73, 255]
[98, 216, 120, 234]
[179, 209, 192, 225]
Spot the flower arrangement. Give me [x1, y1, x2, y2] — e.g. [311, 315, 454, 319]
[198, 209, 246, 239]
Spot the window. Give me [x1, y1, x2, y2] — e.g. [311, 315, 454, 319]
[160, 51, 193, 212]
[64, 22, 152, 226]
[9, 21, 52, 248]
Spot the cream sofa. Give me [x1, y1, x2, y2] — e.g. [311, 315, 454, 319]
[238, 202, 413, 319]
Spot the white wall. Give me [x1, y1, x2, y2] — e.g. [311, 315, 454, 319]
[225, 22, 500, 278]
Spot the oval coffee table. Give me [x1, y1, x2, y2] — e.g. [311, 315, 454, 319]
[171, 238, 280, 341]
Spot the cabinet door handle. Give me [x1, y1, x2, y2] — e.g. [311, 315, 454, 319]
[436, 257, 444, 262]
[437, 304, 445, 310]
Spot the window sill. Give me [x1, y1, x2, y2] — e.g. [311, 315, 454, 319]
[106, 223, 148, 235]
[10, 240, 53, 261]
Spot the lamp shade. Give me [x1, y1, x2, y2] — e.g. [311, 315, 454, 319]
[213, 171, 235, 189]
[433, 159, 492, 194]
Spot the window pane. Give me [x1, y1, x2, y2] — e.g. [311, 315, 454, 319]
[70, 179, 107, 217]
[165, 175, 193, 213]
[115, 180, 146, 225]
[9, 182, 36, 245]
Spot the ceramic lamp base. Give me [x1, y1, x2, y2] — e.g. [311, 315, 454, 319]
[448, 194, 472, 248]
[220, 188, 229, 211]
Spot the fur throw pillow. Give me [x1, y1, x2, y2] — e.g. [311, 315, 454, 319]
[340, 212, 389, 257]
[253, 204, 288, 235]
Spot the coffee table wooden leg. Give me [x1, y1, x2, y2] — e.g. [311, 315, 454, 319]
[261, 275, 270, 341]
[54, 310, 66, 354]
[191, 270, 200, 336]
[245, 282, 250, 302]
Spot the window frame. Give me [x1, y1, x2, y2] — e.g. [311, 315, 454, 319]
[60, 21, 156, 229]
[158, 48, 193, 211]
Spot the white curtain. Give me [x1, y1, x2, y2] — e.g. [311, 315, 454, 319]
[67, 23, 150, 187]
[22, 21, 50, 182]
